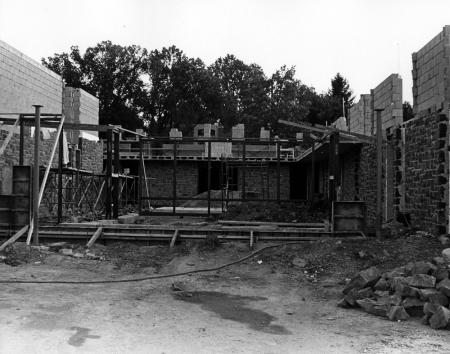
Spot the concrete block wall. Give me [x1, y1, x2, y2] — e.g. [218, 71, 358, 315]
[146, 161, 199, 206]
[373, 74, 403, 132]
[348, 74, 402, 136]
[0, 39, 63, 113]
[64, 87, 99, 142]
[238, 164, 290, 200]
[0, 126, 103, 193]
[340, 148, 359, 201]
[358, 143, 378, 227]
[412, 26, 450, 114]
[349, 94, 372, 135]
[402, 111, 448, 234]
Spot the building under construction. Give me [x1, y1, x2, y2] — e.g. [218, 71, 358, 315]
[1, 27, 450, 243]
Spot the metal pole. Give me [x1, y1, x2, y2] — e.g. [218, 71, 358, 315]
[113, 132, 120, 218]
[57, 127, 63, 223]
[276, 139, 281, 202]
[32, 105, 42, 246]
[138, 137, 143, 214]
[310, 142, 315, 202]
[207, 140, 212, 216]
[328, 133, 337, 205]
[172, 140, 177, 215]
[19, 115, 24, 165]
[375, 109, 383, 238]
[105, 129, 112, 219]
[242, 140, 246, 201]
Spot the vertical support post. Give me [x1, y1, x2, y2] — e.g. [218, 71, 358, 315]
[32, 105, 42, 246]
[172, 140, 177, 214]
[242, 140, 246, 201]
[113, 132, 120, 218]
[328, 133, 336, 204]
[105, 129, 112, 219]
[276, 139, 281, 202]
[138, 137, 143, 214]
[207, 140, 212, 216]
[19, 115, 24, 165]
[376, 109, 383, 238]
[57, 127, 64, 224]
[310, 142, 315, 202]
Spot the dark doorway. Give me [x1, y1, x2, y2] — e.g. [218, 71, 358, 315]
[290, 164, 308, 200]
[198, 162, 222, 193]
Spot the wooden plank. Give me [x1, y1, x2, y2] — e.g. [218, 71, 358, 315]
[0, 116, 20, 156]
[0, 225, 28, 251]
[169, 229, 179, 248]
[218, 220, 324, 228]
[27, 116, 65, 245]
[86, 227, 103, 248]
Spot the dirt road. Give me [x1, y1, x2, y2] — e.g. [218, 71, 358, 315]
[1, 241, 449, 353]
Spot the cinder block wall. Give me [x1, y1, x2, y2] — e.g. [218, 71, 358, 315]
[349, 94, 372, 135]
[238, 164, 290, 200]
[0, 127, 103, 193]
[0, 40, 63, 113]
[146, 161, 199, 206]
[64, 87, 99, 142]
[373, 74, 403, 131]
[358, 143, 378, 227]
[145, 161, 290, 206]
[340, 148, 360, 201]
[412, 26, 450, 114]
[0, 40, 103, 194]
[403, 112, 448, 234]
[348, 74, 402, 136]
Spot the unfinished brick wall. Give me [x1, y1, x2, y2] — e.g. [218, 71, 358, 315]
[0, 126, 103, 193]
[358, 143, 378, 226]
[412, 26, 450, 114]
[340, 148, 359, 201]
[145, 161, 199, 206]
[238, 164, 290, 200]
[403, 112, 448, 234]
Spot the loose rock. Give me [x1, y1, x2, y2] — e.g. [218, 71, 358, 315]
[387, 306, 409, 321]
[429, 306, 450, 329]
[408, 274, 436, 289]
[343, 267, 381, 294]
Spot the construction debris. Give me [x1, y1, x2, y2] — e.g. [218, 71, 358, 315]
[338, 249, 450, 330]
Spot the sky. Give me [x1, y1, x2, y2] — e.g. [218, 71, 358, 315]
[0, 0, 449, 103]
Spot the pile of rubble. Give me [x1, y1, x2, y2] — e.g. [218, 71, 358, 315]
[338, 248, 450, 329]
[0, 242, 105, 266]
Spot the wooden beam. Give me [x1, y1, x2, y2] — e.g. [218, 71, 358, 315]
[278, 119, 376, 144]
[0, 116, 20, 156]
[86, 227, 103, 248]
[0, 225, 29, 252]
[170, 229, 179, 248]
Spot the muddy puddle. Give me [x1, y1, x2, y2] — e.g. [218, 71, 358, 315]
[173, 291, 290, 335]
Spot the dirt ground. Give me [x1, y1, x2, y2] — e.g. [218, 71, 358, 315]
[1, 234, 450, 354]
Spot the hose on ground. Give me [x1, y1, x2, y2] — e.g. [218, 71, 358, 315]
[0, 241, 304, 285]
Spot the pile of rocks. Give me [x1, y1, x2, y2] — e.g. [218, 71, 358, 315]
[338, 248, 450, 330]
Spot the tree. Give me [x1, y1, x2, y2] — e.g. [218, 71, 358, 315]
[307, 73, 355, 126]
[403, 101, 414, 122]
[267, 65, 312, 134]
[43, 41, 149, 130]
[209, 55, 269, 136]
[145, 46, 221, 135]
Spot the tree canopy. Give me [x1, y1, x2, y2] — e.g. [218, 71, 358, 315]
[42, 42, 354, 137]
